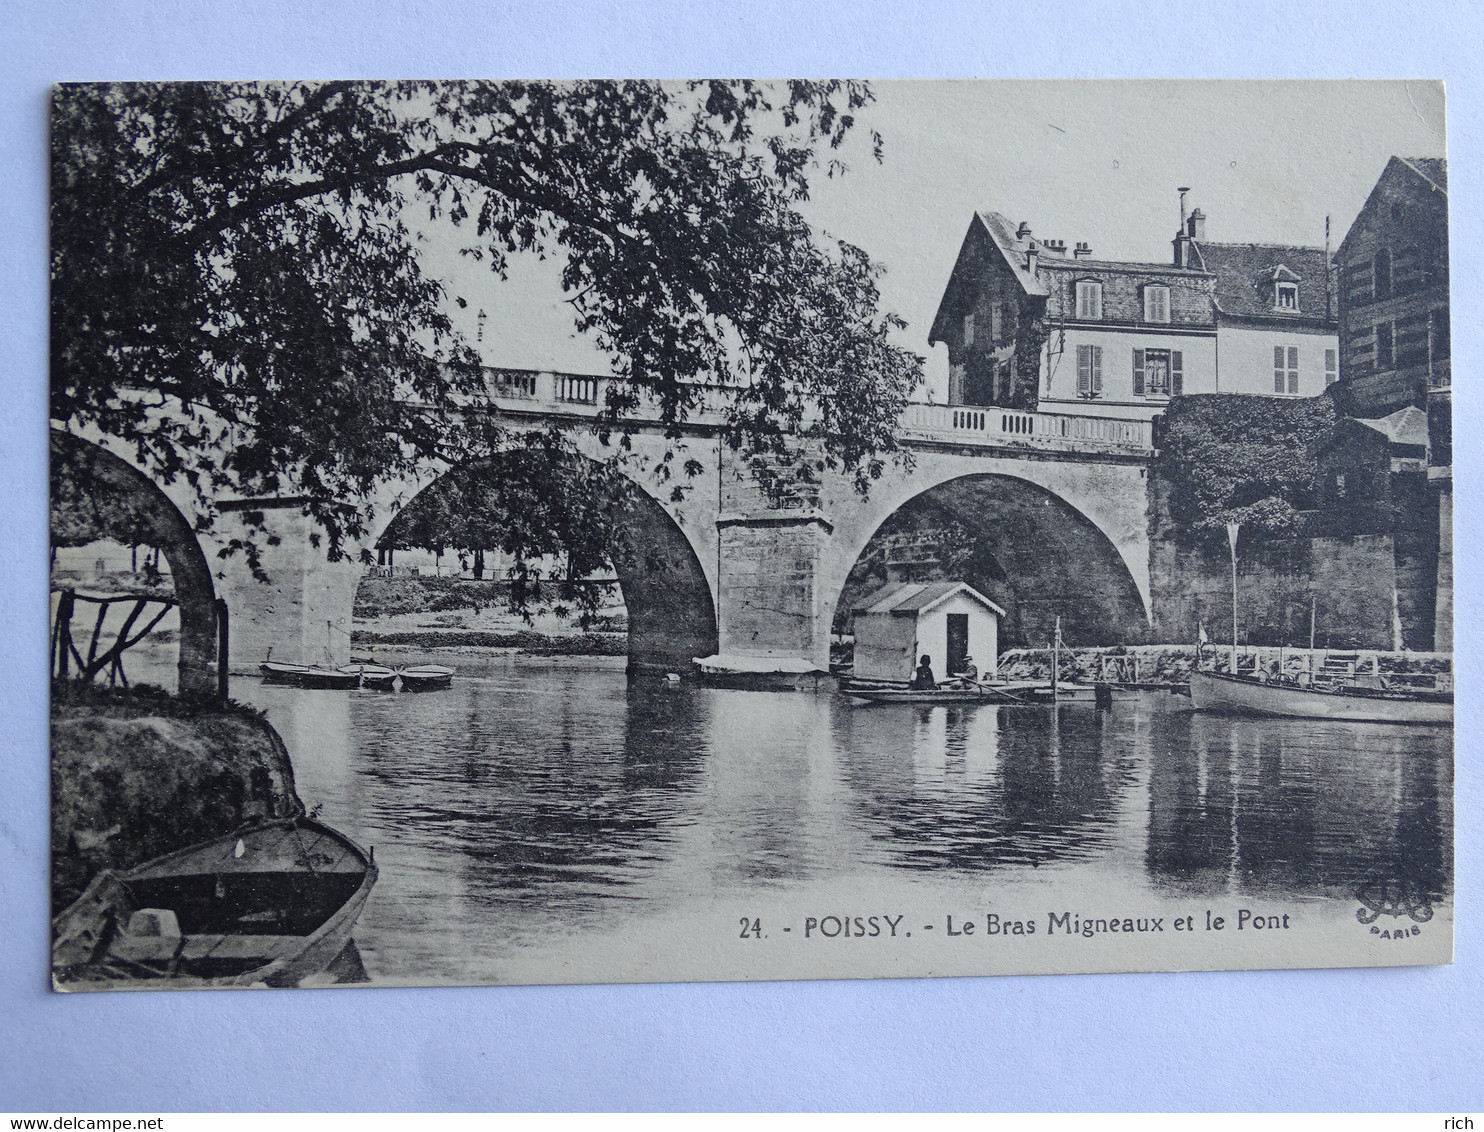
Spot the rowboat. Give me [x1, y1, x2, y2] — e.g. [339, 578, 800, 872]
[259, 661, 311, 684]
[296, 666, 363, 690]
[258, 662, 365, 690]
[398, 663, 454, 691]
[52, 816, 378, 990]
[845, 684, 1024, 705]
[348, 663, 397, 691]
[1012, 682, 1098, 704]
[1189, 669, 1452, 726]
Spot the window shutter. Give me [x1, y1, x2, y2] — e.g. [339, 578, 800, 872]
[1091, 346, 1102, 393]
[1077, 346, 1090, 394]
[1287, 347, 1299, 394]
[1132, 348, 1145, 396]
[1171, 350, 1183, 396]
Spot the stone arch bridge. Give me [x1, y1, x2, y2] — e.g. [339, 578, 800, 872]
[74, 370, 1158, 683]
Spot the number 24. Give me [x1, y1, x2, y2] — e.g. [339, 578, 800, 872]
[739, 917, 762, 939]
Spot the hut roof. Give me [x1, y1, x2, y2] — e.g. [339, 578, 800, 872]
[854, 581, 1006, 618]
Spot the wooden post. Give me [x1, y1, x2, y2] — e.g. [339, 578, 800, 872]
[216, 598, 230, 701]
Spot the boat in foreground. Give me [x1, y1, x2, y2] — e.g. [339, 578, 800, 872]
[1189, 669, 1452, 725]
[53, 816, 378, 990]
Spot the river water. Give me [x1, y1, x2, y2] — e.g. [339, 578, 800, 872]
[217, 654, 1453, 985]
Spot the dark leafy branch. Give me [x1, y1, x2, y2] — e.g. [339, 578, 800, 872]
[51, 80, 923, 579]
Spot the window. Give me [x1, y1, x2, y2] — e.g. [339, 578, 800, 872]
[1076, 344, 1103, 397]
[1373, 249, 1392, 301]
[1375, 322, 1393, 368]
[1134, 348, 1182, 397]
[1274, 346, 1299, 394]
[1143, 285, 1171, 324]
[1275, 282, 1299, 311]
[1325, 348, 1338, 385]
[1075, 280, 1103, 320]
[963, 312, 975, 346]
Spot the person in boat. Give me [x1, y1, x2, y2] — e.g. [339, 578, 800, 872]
[949, 656, 979, 688]
[910, 654, 937, 690]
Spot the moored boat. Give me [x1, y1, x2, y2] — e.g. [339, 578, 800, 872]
[348, 663, 397, 691]
[52, 816, 378, 990]
[1189, 669, 1452, 725]
[845, 683, 1024, 705]
[398, 663, 454, 691]
[259, 661, 311, 684]
[296, 666, 363, 690]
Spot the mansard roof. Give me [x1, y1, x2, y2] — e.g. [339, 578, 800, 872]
[1191, 241, 1333, 324]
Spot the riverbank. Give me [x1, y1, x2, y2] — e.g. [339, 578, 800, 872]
[50, 683, 303, 915]
[350, 627, 626, 655]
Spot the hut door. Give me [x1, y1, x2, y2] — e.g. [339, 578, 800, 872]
[946, 614, 969, 675]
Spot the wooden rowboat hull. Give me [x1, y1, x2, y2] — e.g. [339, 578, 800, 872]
[53, 817, 378, 991]
[1189, 670, 1452, 725]
[398, 664, 454, 691]
[845, 686, 1022, 705]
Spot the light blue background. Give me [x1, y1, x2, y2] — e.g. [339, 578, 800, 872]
[3, 0, 1480, 1111]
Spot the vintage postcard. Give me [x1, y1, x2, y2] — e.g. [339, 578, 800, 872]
[49, 79, 1451, 989]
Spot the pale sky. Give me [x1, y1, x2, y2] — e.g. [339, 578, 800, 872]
[421, 80, 1446, 401]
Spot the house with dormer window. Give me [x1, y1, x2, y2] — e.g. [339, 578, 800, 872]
[1177, 212, 1339, 399]
[927, 203, 1336, 426]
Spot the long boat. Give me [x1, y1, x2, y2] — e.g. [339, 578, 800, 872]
[1188, 669, 1452, 725]
[258, 662, 364, 690]
[845, 684, 1024, 705]
[52, 816, 378, 990]
[259, 660, 311, 684]
[296, 666, 363, 690]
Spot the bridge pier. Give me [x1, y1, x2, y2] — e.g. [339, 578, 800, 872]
[211, 500, 363, 673]
[715, 511, 835, 671]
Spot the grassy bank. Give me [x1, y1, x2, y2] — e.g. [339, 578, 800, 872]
[51, 681, 303, 915]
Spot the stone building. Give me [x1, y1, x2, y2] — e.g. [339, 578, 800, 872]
[1331, 156, 1450, 648]
[927, 205, 1338, 421]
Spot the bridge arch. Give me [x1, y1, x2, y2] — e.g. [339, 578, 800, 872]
[370, 446, 719, 674]
[828, 470, 1150, 650]
[50, 429, 220, 696]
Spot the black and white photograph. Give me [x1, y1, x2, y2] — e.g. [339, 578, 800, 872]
[47, 79, 1453, 991]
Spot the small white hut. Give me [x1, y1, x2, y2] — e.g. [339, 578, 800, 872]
[851, 581, 1006, 685]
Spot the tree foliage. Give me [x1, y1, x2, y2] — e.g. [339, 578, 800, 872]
[51, 80, 922, 571]
[1156, 394, 1337, 541]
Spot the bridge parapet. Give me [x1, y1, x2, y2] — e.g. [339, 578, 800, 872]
[899, 403, 1153, 455]
[481, 368, 1155, 464]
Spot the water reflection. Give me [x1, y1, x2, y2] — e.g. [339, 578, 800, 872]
[1144, 713, 1453, 903]
[226, 661, 1452, 981]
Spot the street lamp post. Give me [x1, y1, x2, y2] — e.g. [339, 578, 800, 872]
[1226, 521, 1240, 673]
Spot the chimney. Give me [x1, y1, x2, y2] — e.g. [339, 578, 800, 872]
[1026, 247, 1038, 274]
[1044, 239, 1068, 256]
[1178, 187, 1191, 230]
[1187, 208, 1206, 240]
[1016, 220, 1032, 239]
[1073, 241, 1092, 259]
